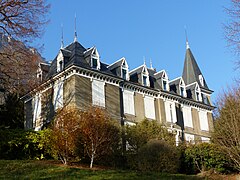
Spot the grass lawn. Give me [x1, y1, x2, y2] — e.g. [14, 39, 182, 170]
[0, 160, 204, 180]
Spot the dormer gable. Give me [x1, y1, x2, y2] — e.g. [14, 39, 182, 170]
[141, 65, 150, 86]
[91, 47, 100, 70]
[57, 51, 64, 72]
[169, 77, 186, 97]
[108, 57, 129, 80]
[154, 70, 169, 91]
[129, 64, 150, 87]
[186, 82, 202, 102]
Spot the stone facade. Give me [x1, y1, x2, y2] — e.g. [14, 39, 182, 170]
[22, 39, 215, 144]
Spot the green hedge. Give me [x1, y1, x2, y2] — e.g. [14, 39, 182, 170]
[183, 143, 233, 174]
[0, 129, 52, 160]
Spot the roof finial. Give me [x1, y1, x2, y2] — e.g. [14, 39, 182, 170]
[185, 25, 190, 49]
[150, 58, 153, 69]
[143, 56, 146, 66]
[74, 13, 77, 42]
[61, 23, 64, 49]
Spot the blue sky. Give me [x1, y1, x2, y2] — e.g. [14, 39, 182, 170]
[39, 0, 238, 103]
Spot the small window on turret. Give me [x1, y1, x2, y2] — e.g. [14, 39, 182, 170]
[199, 74, 204, 87]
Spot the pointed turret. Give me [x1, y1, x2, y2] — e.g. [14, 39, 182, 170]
[182, 42, 210, 91]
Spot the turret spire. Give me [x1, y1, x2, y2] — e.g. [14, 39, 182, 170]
[150, 58, 153, 69]
[61, 23, 64, 49]
[185, 26, 190, 49]
[74, 13, 77, 42]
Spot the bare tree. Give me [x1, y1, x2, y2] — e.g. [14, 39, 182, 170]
[213, 86, 240, 172]
[0, 0, 49, 95]
[225, 0, 240, 60]
[0, 0, 50, 41]
[79, 107, 120, 168]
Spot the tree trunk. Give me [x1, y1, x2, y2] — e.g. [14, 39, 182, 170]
[90, 142, 95, 168]
[90, 152, 94, 168]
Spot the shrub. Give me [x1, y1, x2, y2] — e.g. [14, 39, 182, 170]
[184, 143, 233, 173]
[0, 129, 52, 160]
[137, 140, 180, 173]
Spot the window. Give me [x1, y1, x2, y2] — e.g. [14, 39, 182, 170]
[182, 106, 193, 128]
[180, 87, 184, 96]
[202, 93, 209, 104]
[165, 101, 177, 123]
[122, 68, 127, 80]
[123, 90, 135, 115]
[185, 133, 195, 143]
[199, 110, 209, 131]
[92, 58, 98, 69]
[92, 79, 105, 107]
[199, 74, 204, 86]
[57, 52, 64, 72]
[196, 92, 199, 101]
[53, 79, 63, 110]
[163, 80, 167, 90]
[143, 75, 147, 86]
[33, 94, 41, 130]
[33, 94, 41, 121]
[144, 96, 155, 119]
[201, 137, 210, 143]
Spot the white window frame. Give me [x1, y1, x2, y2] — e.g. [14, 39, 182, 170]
[144, 95, 155, 119]
[199, 110, 209, 131]
[57, 52, 64, 72]
[201, 137, 210, 143]
[123, 89, 135, 115]
[92, 79, 105, 107]
[142, 66, 150, 86]
[33, 93, 41, 130]
[165, 100, 177, 123]
[53, 79, 64, 110]
[185, 133, 195, 144]
[91, 48, 100, 70]
[182, 105, 193, 128]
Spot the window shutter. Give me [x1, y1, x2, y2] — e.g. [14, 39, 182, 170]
[165, 101, 177, 123]
[123, 90, 135, 115]
[182, 106, 193, 128]
[92, 79, 105, 107]
[53, 80, 63, 110]
[199, 110, 209, 131]
[144, 96, 155, 119]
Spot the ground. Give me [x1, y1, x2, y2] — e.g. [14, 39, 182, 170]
[0, 160, 239, 179]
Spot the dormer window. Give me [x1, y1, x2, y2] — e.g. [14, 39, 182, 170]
[92, 58, 98, 69]
[179, 78, 186, 97]
[142, 66, 149, 86]
[180, 87, 184, 96]
[162, 71, 169, 91]
[59, 61, 63, 71]
[195, 85, 202, 102]
[91, 48, 100, 70]
[121, 60, 129, 80]
[57, 51, 64, 72]
[143, 75, 148, 86]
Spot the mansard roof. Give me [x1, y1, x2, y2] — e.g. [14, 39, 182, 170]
[182, 46, 211, 91]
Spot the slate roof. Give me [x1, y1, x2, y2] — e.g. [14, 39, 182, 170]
[182, 47, 210, 90]
[108, 58, 124, 70]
